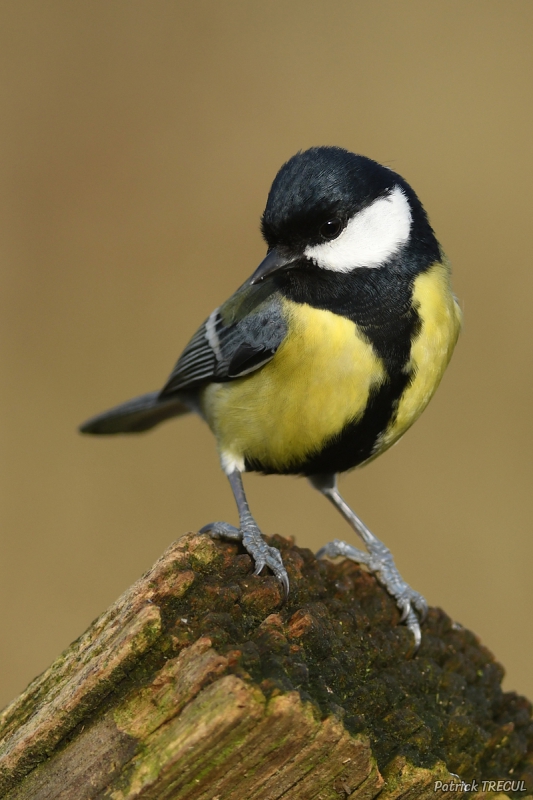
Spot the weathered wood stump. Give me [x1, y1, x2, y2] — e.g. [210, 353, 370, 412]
[0, 532, 531, 799]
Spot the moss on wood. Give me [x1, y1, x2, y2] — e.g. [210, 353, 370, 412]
[0, 532, 531, 799]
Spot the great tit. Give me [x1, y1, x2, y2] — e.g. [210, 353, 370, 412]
[80, 146, 461, 647]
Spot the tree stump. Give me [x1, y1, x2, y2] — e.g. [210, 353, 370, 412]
[0, 532, 531, 799]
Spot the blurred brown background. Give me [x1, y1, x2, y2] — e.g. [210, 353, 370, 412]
[1, 1, 532, 710]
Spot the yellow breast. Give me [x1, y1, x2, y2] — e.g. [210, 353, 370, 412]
[202, 260, 461, 474]
[201, 299, 385, 472]
[376, 260, 462, 455]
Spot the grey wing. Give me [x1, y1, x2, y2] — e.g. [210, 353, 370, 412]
[160, 292, 287, 396]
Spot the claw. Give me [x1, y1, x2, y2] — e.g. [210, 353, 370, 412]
[199, 521, 241, 540]
[201, 520, 288, 599]
[317, 539, 370, 565]
[277, 569, 290, 601]
[404, 608, 422, 650]
[266, 546, 290, 600]
[398, 598, 410, 623]
[255, 545, 290, 600]
[199, 522, 216, 535]
[199, 522, 212, 530]
[318, 537, 426, 650]
[316, 543, 333, 560]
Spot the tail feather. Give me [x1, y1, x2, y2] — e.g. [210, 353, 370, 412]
[79, 391, 191, 434]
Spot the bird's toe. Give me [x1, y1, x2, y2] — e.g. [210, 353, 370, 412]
[200, 521, 241, 540]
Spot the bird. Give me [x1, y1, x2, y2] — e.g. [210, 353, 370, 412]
[80, 146, 461, 647]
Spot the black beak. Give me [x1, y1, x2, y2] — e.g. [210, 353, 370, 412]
[249, 249, 298, 285]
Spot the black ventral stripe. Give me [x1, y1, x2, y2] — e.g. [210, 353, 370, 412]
[245, 256, 429, 476]
[293, 368, 414, 475]
[245, 362, 416, 476]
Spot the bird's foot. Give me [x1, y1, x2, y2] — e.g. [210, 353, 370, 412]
[200, 520, 289, 599]
[316, 538, 427, 649]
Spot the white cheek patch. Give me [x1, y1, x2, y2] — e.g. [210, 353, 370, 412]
[304, 185, 412, 272]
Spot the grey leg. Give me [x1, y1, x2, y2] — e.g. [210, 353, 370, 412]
[200, 470, 289, 598]
[312, 473, 427, 648]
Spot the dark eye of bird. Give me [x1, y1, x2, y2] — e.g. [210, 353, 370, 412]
[319, 218, 342, 240]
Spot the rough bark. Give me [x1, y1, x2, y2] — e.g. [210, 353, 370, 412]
[0, 533, 531, 799]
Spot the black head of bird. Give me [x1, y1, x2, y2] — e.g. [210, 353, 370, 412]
[253, 146, 439, 281]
